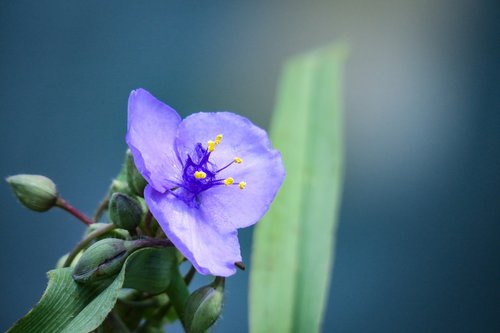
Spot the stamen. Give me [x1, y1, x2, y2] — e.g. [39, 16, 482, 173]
[207, 140, 215, 152]
[215, 134, 223, 145]
[194, 171, 207, 179]
[224, 177, 234, 186]
[239, 181, 247, 190]
[234, 157, 243, 164]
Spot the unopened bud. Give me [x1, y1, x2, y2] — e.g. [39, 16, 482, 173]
[73, 238, 129, 284]
[6, 174, 58, 212]
[73, 238, 150, 284]
[109, 179, 129, 195]
[109, 193, 143, 231]
[185, 277, 225, 333]
[126, 150, 147, 196]
[86, 223, 130, 240]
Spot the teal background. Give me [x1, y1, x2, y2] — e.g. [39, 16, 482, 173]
[1, 1, 499, 332]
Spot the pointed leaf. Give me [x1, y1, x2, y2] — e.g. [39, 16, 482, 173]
[250, 44, 347, 333]
[7, 268, 124, 333]
[7, 247, 174, 333]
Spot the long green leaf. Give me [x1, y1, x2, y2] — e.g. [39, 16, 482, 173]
[6, 268, 124, 333]
[250, 44, 347, 333]
[7, 247, 173, 333]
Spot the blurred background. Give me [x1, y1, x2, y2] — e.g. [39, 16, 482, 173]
[1, 0, 499, 332]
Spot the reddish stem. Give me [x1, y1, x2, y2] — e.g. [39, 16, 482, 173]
[56, 197, 94, 226]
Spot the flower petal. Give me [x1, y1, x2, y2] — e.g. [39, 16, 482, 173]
[145, 185, 242, 277]
[126, 89, 183, 193]
[176, 112, 285, 229]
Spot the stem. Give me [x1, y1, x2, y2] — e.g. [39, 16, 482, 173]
[93, 195, 109, 222]
[133, 237, 173, 248]
[213, 276, 225, 291]
[144, 210, 153, 236]
[63, 223, 116, 267]
[166, 265, 190, 330]
[184, 265, 196, 286]
[56, 197, 94, 226]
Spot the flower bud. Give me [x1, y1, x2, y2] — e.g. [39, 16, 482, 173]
[73, 238, 151, 284]
[126, 149, 147, 196]
[73, 238, 129, 284]
[6, 174, 58, 212]
[184, 277, 225, 333]
[109, 179, 130, 195]
[85, 223, 130, 240]
[108, 193, 143, 231]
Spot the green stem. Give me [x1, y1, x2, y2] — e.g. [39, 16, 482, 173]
[213, 276, 225, 291]
[93, 195, 109, 222]
[166, 265, 190, 330]
[184, 265, 196, 286]
[63, 223, 116, 267]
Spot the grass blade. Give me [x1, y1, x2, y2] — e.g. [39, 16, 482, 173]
[250, 44, 347, 333]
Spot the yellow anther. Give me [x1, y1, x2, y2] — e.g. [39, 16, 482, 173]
[207, 140, 215, 152]
[215, 134, 223, 145]
[224, 177, 234, 186]
[234, 157, 243, 164]
[194, 171, 207, 179]
[239, 181, 247, 190]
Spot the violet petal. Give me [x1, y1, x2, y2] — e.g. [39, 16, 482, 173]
[145, 185, 242, 277]
[126, 89, 182, 193]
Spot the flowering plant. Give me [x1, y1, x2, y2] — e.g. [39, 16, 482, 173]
[6, 88, 284, 333]
[5, 44, 344, 333]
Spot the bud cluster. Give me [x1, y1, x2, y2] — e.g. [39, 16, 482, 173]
[5, 149, 230, 333]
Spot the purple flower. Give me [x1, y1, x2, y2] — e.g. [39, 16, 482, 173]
[126, 89, 285, 276]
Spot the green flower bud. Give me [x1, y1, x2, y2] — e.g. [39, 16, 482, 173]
[73, 238, 129, 284]
[109, 193, 143, 231]
[109, 179, 130, 195]
[72, 238, 156, 284]
[126, 149, 147, 196]
[6, 174, 58, 212]
[184, 277, 225, 333]
[86, 223, 130, 240]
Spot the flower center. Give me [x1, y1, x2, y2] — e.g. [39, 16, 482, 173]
[174, 134, 246, 203]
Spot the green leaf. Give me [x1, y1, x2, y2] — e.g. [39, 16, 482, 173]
[7, 247, 174, 333]
[123, 247, 177, 294]
[7, 268, 124, 333]
[249, 44, 347, 333]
